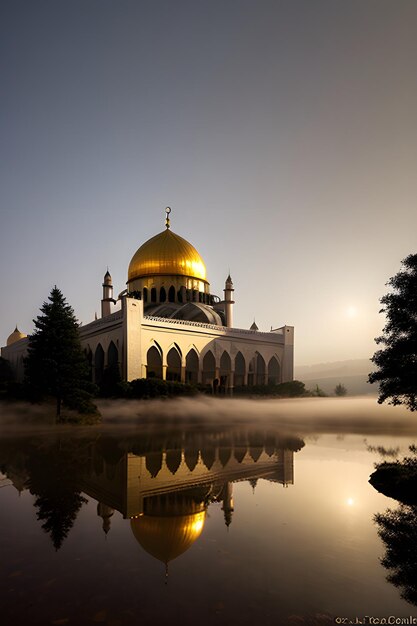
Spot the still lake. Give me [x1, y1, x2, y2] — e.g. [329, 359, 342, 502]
[1, 396, 417, 626]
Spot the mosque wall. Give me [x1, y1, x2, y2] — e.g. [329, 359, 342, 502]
[1, 338, 28, 382]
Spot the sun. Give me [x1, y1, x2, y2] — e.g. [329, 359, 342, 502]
[346, 305, 358, 318]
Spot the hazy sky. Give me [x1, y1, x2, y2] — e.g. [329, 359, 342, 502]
[1, 0, 417, 366]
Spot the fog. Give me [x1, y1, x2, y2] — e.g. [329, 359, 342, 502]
[1, 396, 417, 438]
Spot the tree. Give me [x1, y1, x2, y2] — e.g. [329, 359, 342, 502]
[27, 438, 88, 550]
[368, 254, 417, 411]
[334, 383, 347, 397]
[25, 286, 96, 419]
[374, 504, 417, 606]
[0, 356, 13, 392]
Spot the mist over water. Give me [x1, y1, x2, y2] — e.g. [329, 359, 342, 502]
[97, 396, 417, 436]
[2, 396, 417, 437]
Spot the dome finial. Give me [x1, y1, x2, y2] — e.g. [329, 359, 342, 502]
[165, 206, 171, 229]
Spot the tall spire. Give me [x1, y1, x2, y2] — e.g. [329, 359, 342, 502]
[165, 206, 171, 229]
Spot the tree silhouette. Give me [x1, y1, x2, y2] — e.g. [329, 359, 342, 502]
[27, 439, 88, 550]
[375, 504, 417, 606]
[369, 254, 417, 411]
[334, 383, 347, 396]
[25, 286, 96, 419]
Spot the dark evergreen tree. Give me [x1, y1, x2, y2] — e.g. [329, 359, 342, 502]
[25, 286, 96, 419]
[369, 254, 417, 411]
[26, 438, 89, 550]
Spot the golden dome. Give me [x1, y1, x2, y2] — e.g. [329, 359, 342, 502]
[128, 228, 207, 283]
[7, 326, 27, 346]
[130, 511, 206, 564]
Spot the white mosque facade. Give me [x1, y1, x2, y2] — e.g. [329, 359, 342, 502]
[2, 210, 294, 390]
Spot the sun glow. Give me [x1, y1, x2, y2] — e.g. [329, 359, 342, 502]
[346, 306, 358, 318]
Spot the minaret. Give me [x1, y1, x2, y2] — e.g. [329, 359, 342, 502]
[221, 481, 234, 528]
[101, 269, 115, 318]
[97, 502, 114, 535]
[223, 274, 235, 328]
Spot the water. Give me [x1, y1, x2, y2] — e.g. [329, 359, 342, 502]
[1, 397, 417, 625]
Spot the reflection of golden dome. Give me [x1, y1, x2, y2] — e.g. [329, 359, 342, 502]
[128, 229, 207, 283]
[7, 326, 27, 346]
[130, 511, 206, 564]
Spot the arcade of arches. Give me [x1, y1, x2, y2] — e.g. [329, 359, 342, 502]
[90, 341, 281, 389]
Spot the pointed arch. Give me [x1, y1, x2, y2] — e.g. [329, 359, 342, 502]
[268, 356, 281, 385]
[248, 355, 255, 387]
[147, 346, 163, 379]
[186, 348, 199, 384]
[151, 287, 157, 303]
[202, 350, 216, 385]
[146, 452, 163, 478]
[160, 286, 166, 303]
[165, 449, 182, 474]
[168, 285, 176, 303]
[234, 351, 246, 387]
[256, 352, 266, 385]
[219, 350, 231, 393]
[143, 287, 148, 303]
[94, 344, 105, 385]
[108, 341, 118, 368]
[166, 346, 181, 381]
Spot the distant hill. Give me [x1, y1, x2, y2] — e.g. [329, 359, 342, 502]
[294, 359, 376, 396]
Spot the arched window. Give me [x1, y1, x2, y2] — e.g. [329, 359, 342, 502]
[94, 344, 105, 385]
[268, 356, 280, 385]
[234, 352, 246, 387]
[202, 350, 216, 385]
[165, 449, 182, 475]
[143, 287, 148, 303]
[160, 287, 166, 302]
[168, 285, 176, 303]
[151, 287, 157, 303]
[219, 351, 231, 392]
[185, 348, 199, 384]
[256, 353, 266, 385]
[108, 341, 118, 368]
[147, 346, 162, 379]
[166, 347, 181, 381]
[145, 452, 163, 478]
[248, 356, 255, 387]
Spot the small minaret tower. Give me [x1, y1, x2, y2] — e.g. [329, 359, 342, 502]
[223, 274, 235, 328]
[97, 502, 114, 535]
[221, 482, 234, 528]
[101, 269, 115, 318]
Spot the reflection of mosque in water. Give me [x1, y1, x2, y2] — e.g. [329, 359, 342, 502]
[82, 429, 304, 570]
[1, 428, 304, 570]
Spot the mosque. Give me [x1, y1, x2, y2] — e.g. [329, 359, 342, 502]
[2, 208, 294, 390]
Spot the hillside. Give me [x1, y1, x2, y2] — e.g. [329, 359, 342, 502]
[294, 359, 376, 396]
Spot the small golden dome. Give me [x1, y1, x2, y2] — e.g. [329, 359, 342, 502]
[7, 326, 27, 346]
[130, 511, 206, 564]
[128, 229, 207, 283]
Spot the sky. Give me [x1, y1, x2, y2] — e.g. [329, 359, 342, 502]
[1, 0, 417, 366]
